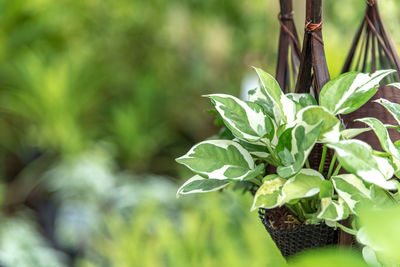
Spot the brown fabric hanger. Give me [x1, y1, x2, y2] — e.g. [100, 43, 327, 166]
[341, 0, 400, 150]
[295, 0, 330, 96]
[275, 0, 301, 93]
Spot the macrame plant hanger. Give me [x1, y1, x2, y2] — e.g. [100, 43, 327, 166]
[275, 0, 301, 93]
[295, 0, 330, 96]
[294, 0, 331, 171]
[341, 0, 400, 149]
[293, 0, 356, 247]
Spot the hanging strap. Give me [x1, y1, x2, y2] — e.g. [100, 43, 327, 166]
[275, 0, 301, 93]
[342, 0, 400, 78]
[295, 0, 330, 96]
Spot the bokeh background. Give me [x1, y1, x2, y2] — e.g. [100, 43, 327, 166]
[0, 0, 399, 266]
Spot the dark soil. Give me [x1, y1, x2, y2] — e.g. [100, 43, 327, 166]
[266, 206, 301, 230]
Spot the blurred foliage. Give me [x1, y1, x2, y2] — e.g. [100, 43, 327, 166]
[0, 0, 399, 266]
[78, 192, 286, 267]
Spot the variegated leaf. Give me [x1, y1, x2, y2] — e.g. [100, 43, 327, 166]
[286, 93, 317, 114]
[341, 128, 371, 139]
[250, 67, 296, 124]
[206, 94, 274, 142]
[317, 197, 350, 221]
[281, 169, 324, 203]
[177, 175, 230, 197]
[388, 82, 400, 89]
[357, 117, 400, 159]
[319, 180, 334, 198]
[370, 185, 395, 206]
[392, 156, 400, 178]
[234, 139, 272, 161]
[341, 124, 397, 139]
[319, 70, 394, 115]
[327, 140, 398, 190]
[276, 121, 324, 178]
[375, 98, 400, 125]
[176, 140, 264, 181]
[331, 174, 372, 214]
[251, 176, 285, 210]
[296, 106, 341, 143]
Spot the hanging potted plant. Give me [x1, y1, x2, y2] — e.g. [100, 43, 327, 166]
[176, 67, 400, 257]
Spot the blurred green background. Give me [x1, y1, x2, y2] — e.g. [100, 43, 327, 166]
[0, 0, 399, 266]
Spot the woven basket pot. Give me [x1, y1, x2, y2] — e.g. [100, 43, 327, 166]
[258, 208, 338, 258]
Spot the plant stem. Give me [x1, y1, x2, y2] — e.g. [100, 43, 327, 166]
[327, 153, 337, 179]
[336, 222, 357, 235]
[319, 144, 328, 174]
[264, 142, 280, 166]
[305, 159, 311, 169]
[285, 204, 298, 218]
[300, 200, 312, 213]
[332, 163, 342, 176]
[295, 203, 306, 222]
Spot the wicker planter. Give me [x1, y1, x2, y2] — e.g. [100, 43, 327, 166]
[258, 208, 338, 258]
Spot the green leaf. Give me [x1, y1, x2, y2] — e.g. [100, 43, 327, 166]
[251, 177, 285, 210]
[176, 140, 264, 181]
[341, 128, 371, 139]
[370, 185, 395, 206]
[276, 121, 324, 178]
[281, 169, 324, 203]
[319, 180, 334, 198]
[206, 94, 275, 142]
[286, 93, 317, 107]
[327, 140, 398, 190]
[251, 67, 296, 124]
[286, 93, 317, 114]
[375, 98, 400, 125]
[331, 174, 372, 214]
[177, 175, 230, 196]
[296, 106, 341, 143]
[357, 117, 400, 159]
[319, 70, 394, 115]
[359, 206, 400, 264]
[289, 248, 369, 267]
[317, 197, 349, 221]
[234, 139, 270, 158]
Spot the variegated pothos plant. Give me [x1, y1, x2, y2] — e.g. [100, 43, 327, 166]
[176, 67, 400, 239]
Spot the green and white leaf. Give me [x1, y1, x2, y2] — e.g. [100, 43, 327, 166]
[276, 121, 324, 178]
[206, 94, 274, 142]
[392, 156, 400, 178]
[177, 175, 230, 197]
[388, 82, 400, 89]
[341, 128, 371, 139]
[375, 98, 400, 125]
[317, 197, 349, 221]
[176, 140, 264, 181]
[251, 176, 285, 211]
[251, 67, 296, 124]
[234, 139, 270, 159]
[327, 140, 398, 190]
[331, 174, 372, 213]
[296, 106, 341, 143]
[357, 117, 400, 159]
[281, 169, 324, 203]
[341, 124, 397, 140]
[319, 180, 334, 198]
[319, 70, 394, 115]
[286, 93, 317, 114]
